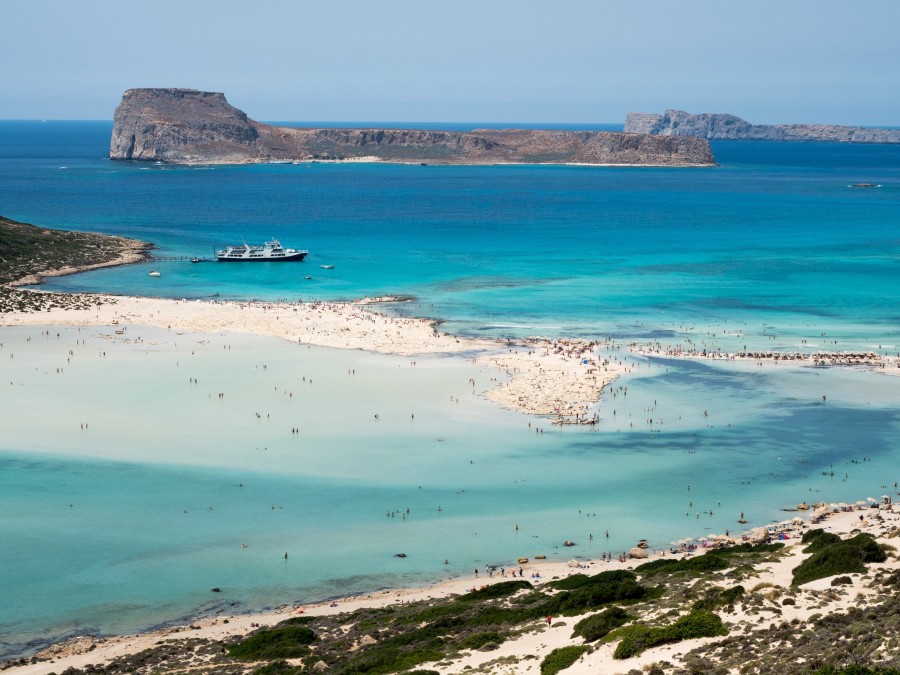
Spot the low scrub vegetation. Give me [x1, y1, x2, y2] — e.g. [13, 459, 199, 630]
[572, 606, 630, 642]
[612, 610, 728, 659]
[792, 532, 887, 586]
[540, 644, 590, 674]
[692, 585, 745, 611]
[226, 624, 316, 661]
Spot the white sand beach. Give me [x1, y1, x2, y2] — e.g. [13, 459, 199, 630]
[2, 280, 896, 673]
[8, 502, 897, 674]
[2, 291, 625, 419]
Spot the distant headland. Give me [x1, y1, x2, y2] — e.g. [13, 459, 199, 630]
[625, 110, 900, 143]
[109, 88, 715, 166]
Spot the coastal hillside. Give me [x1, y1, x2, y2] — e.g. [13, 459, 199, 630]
[0, 215, 149, 313]
[625, 110, 900, 143]
[5, 506, 899, 674]
[109, 88, 716, 166]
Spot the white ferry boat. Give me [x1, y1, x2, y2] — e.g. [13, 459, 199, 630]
[215, 239, 308, 262]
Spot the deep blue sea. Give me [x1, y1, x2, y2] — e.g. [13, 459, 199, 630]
[1, 121, 899, 658]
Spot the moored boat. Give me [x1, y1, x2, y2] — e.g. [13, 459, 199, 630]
[216, 239, 308, 262]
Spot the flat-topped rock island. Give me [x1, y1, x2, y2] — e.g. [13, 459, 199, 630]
[109, 88, 716, 166]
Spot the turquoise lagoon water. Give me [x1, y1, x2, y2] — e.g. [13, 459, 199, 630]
[1, 121, 899, 657]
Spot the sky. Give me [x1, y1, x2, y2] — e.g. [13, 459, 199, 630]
[1, 0, 898, 125]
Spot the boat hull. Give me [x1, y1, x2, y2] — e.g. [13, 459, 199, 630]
[216, 251, 308, 262]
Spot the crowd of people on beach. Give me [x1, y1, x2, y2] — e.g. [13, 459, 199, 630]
[633, 343, 893, 368]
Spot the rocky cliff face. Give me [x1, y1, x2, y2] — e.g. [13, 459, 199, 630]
[625, 110, 900, 143]
[110, 89, 715, 166]
[110, 89, 265, 162]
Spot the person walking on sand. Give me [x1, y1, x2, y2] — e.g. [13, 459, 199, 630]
[546, 615, 552, 626]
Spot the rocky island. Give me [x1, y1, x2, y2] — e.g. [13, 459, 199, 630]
[625, 110, 900, 143]
[109, 88, 715, 166]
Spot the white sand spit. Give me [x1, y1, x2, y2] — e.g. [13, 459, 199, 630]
[2, 292, 624, 419]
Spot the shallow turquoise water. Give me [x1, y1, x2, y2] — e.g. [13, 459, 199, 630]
[1, 122, 899, 657]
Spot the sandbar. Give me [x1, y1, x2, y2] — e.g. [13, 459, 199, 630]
[2, 290, 627, 419]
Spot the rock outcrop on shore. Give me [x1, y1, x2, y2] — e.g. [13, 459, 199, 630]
[625, 110, 900, 143]
[109, 88, 715, 165]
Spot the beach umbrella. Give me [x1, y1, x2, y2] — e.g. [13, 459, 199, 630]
[750, 527, 768, 539]
[866, 497, 877, 503]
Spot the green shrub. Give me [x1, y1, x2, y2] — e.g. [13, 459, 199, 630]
[541, 576, 646, 615]
[635, 554, 730, 578]
[339, 643, 444, 674]
[613, 624, 655, 659]
[572, 606, 630, 642]
[635, 542, 783, 580]
[547, 573, 591, 590]
[714, 542, 784, 555]
[802, 528, 833, 544]
[407, 601, 466, 623]
[802, 528, 842, 552]
[792, 533, 887, 586]
[460, 580, 532, 601]
[252, 661, 302, 675]
[540, 645, 589, 674]
[692, 585, 744, 611]
[612, 610, 728, 659]
[456, 631, 506, 650]
[280, 615, 316, 625]
[546, 569, 637, 591]
[668, 609, 728, 640]
[227, 625, 317, 661]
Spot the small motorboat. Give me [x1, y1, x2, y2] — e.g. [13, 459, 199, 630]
[190, 257, 202, 263]
[148, 270, 161, 277]
[320, 264, 334, 270]
[304, 275, 312, 280]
